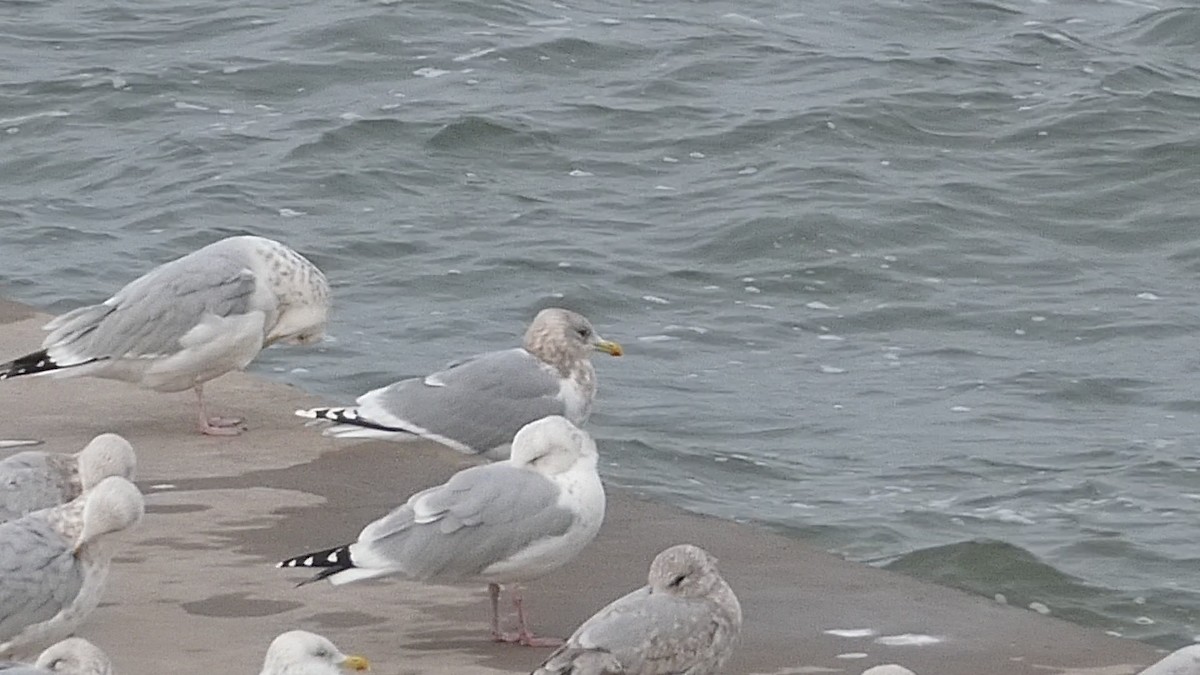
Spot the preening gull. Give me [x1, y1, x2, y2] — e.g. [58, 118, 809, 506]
[0, 476, 144, 658]
[0, 434, 136, 523]
[0, 236, 330, 436]
[1139, 645, 1200, 675]
[297, 308, 622, 460]
[280, 415, 606, 646]
[532, 544, 741, 675]
[259, 631, 369, 675]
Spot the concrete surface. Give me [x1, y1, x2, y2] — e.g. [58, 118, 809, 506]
[0, 299, 1167, 674]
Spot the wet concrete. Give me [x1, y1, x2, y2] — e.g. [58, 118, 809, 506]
[0, 299, 1168, 674]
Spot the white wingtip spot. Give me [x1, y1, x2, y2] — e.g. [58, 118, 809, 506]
[327, 551, 340, 563]
[303, 556, 315, 566]
[295, 409, 317, 418]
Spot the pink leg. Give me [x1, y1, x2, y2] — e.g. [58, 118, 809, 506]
[490, 585, 563, 647]
[194, 384, 244, 436]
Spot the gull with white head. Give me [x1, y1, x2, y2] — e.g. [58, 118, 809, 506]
[259, 631, 369, 675]
[0, 236, 330, 435]
[533, 544, 742, 675]
[297, 308, 622, 460]
[0, 637, 112, 675]
[0, 434, 136, 523]
[279, 415, 606, 646]
[0, 476, 144, 658]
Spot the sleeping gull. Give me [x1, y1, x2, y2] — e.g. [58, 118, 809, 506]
[0, 637, 112, 675]
[0, 476, 145, 658]
[532, 544, 741, 675]
[31, 638, 112, 675]
[0, 433, 137, 523]
[0, 236, 330, 436]
[297, 308, 622, 459]
[279, 415, 606, 646]
[259, 631, 369, 675]
[1139, 645, 1200, 675]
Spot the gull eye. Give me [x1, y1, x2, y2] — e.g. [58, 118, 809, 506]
[576, 327, 591, 338]
[314, 648, 329, 658]
[669, 574, 687, 588]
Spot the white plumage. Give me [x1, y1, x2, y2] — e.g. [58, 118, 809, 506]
[280, 415, 606, 646]
[258, 631, 369, 675]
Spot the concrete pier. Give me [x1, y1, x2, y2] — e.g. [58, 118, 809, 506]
[0, 299, 1163, 674]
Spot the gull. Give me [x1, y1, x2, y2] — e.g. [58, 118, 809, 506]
[259, 631, 369, 675]
[1140, 645, 1200, 675]
[532, 544, 741, 675]
[0, 433, 136, 523]
[0, 477, 145, 657]
[279, 415, 605, 646]
[0, 236, 330, 435]
[297, 308, 621, 460]
[0, 637, 112, 675]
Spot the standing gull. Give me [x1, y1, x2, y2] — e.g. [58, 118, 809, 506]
[532, 544, 742, 675]
[0, 236, 331, 436]
[259, 631, 369, 675]
[0, 476, 145, 658]
[0, 434, 136, 523]
[279, 415, 606, 646]
[297, 308, 622, 460]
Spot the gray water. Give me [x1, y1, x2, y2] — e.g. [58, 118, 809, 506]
[3, 0, 1200, 648]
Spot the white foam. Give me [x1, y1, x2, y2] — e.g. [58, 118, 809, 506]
[875, 633, 942, 647]
[824, 628, 876, 638]
[568, 169, 593, 177]
[413, 67, 449, 78]
[453, 47, 496, 62]
[642, 295, 670, 305]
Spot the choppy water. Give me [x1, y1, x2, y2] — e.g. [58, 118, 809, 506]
[4, 0, 1200, 648]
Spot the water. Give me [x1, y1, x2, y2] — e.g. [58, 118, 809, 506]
[3, 0, 1200, 649]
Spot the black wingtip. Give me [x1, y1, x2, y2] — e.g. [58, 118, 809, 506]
[277, 544, 355, 585]
[0, 349, 56, 380]
[306, 407, 423, 435]
[0, 350, 105, 381]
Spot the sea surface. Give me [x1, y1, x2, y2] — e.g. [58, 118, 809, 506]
[3, 0, 1200, 649]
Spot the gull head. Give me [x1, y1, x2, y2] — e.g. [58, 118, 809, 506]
[524, 308, 622, 371]
[75, 476, 144, 554]
[648, 544, 725, 599]
[76, 433, 137, 491]
[34, 638, 113, 675]
[510, 415, 598, 474]
[260, 630, 370, 675]
[270, 299, 330, 348]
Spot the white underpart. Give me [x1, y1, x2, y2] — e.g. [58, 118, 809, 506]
[479, 453, 605, 584]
